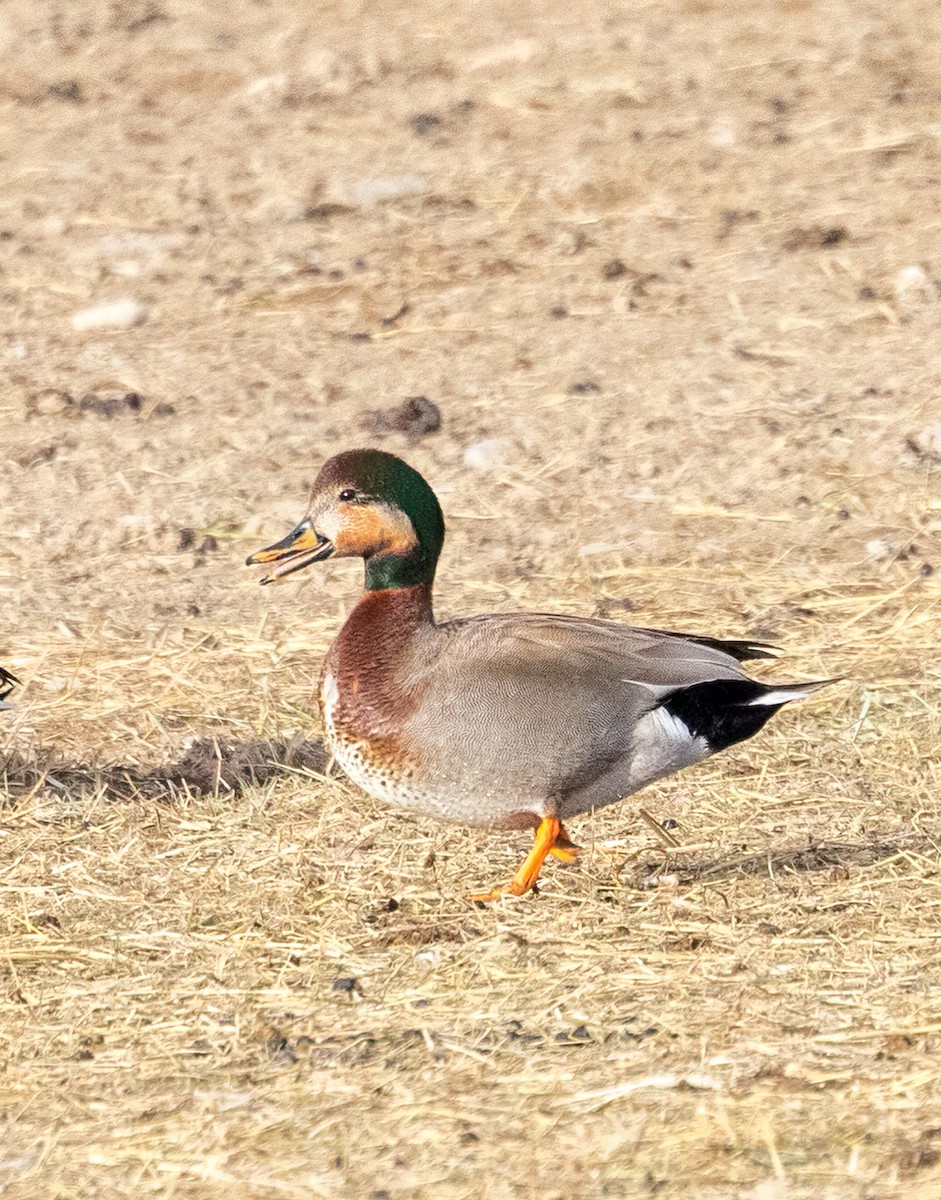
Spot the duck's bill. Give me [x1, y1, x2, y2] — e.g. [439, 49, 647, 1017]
[245, 519, 334, 584]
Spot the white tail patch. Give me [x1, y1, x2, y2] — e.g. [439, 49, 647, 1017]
[748, 688, 808, 706]
[629, 706, 709, 788]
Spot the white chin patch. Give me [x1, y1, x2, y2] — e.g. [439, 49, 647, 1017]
[316, 508, 342, 543]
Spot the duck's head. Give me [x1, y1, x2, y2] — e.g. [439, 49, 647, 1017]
[247, 448, 445, 591]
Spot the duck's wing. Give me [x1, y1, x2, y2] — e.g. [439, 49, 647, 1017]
[0, 665, 19, 710]
[435, 611, 762, 695]
[629, 624, 778, 662]
[406, 611, 825, 812]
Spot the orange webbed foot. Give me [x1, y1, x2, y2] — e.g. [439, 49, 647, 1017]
[548, 822, 581, 862]
[471, 816, 579, 902]
[470, 879, 532, 903]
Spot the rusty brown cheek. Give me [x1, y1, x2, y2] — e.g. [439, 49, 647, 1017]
[334, 508, 417, 558]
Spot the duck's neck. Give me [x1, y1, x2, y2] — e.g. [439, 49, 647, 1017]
[330, 585, 434, 726]
[350, 578, 434, 633]
[364, 542, 436, 593]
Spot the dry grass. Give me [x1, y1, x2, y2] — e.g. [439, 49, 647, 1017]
[3, 0, 941, 1196]
[3, 569, 940, 1199]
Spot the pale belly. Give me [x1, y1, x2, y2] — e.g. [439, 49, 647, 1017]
[320, 670, 548, 826]
[319, 672, 710, 827]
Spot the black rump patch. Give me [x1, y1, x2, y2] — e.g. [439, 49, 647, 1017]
[663, 679, 788, 752]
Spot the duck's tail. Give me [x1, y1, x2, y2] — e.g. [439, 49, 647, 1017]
[662, 676, 839, 753]
[743, 677, 838, 706]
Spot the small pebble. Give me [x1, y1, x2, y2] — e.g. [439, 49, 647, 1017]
[865, 537, 894, 561]
[907, 422, 941, 462]
[253, 194, 308, 223]
[467, 39, 539, 71]
[895, 265, 936, 313]
[708, 117, 736, 147]
[346, 175, 428, 208]
[72, 299, 147, 332]
[468, 38, 540, 70]
[463, 438, 507, 471]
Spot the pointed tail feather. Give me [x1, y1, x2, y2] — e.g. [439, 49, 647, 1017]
[746, 678, 841, 706]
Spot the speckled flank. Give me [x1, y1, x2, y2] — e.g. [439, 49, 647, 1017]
[321, 665, 425, 812]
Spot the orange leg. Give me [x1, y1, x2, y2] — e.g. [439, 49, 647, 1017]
[548, 822, 580, 862]
[471, 817, 581, 902]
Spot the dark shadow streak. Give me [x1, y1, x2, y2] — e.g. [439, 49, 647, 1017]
[661, 837, 936, 884]
[0, 737, 328, 802]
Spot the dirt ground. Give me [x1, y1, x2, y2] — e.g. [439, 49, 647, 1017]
[2, 1, 941, 1196]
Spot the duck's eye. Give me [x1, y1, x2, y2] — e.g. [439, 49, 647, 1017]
[338, 488, 357, 502]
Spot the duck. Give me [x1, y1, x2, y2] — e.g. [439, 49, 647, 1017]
[0, 665, 18, 710]
[247, 448, 829, 901]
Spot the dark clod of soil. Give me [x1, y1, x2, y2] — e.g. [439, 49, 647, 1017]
[58, 389, 175, 419]
[411, 112, 442, 136]
[266, 1030, 299, 1065]
[602, 259, 628, 280]
[47, 80, 84, 102]
[783, 225, 848, 250]
[569, 379, 601, 395]
[77, 390, 142, 417]
[362, 395, 442, 438]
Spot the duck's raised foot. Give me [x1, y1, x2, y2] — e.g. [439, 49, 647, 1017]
[470, 816, 581, 902]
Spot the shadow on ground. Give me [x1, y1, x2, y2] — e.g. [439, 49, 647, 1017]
[660, 838, 932, 884]
[2, 745, 930, 892]
[0, 736, 329, 802]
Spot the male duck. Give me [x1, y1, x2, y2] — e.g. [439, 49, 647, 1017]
[0, 665, 17, 710]
[248, 449, 828, 901]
